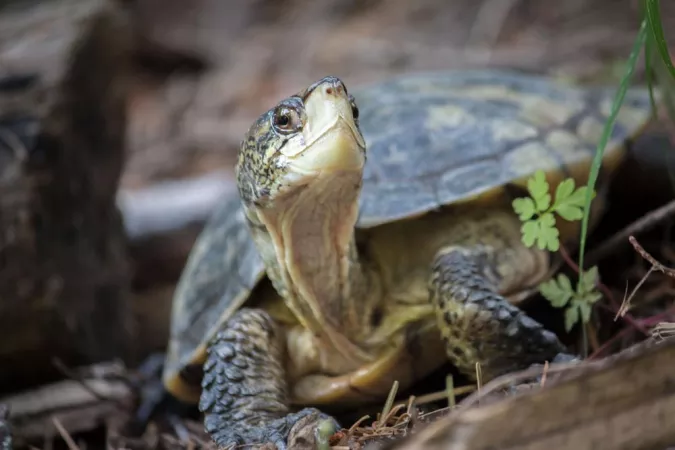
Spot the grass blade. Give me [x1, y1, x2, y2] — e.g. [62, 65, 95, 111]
[576, 20, 647, 277]
[380, 380, 399, 422]
[645, 0, 675, 81]
[445, 375, 456, 409]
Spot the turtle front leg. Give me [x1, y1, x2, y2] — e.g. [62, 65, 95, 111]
[428, 246, 574, 383]
[199, 308, 338, 450]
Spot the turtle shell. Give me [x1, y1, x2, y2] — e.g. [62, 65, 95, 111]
[162, 69, 653, 401]
[355, 70, 653, 227]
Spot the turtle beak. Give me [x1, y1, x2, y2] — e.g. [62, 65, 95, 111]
[287, 77, 366, 174]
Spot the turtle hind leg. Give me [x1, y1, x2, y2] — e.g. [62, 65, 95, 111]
[199, 308, 338, 450]
[428, 246, 574, 383]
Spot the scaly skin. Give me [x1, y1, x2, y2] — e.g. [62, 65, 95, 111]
[430, 245, 568, 382]
[200, 76, 574, 448]
[200, 309, 337, 449]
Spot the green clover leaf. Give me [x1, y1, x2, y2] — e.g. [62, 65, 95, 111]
[554, 186, 593, 221]
[521, 220, 538, 248]
[554, 178, 575, 203]
[541, 267, 602, 332]
[512, 197, 536, 221]
[578, 302, 593, 325]
[565, 185, 594, 207]
[565, 304, 580, 332]
[513, 172, 593, 252]
[578, 265, 599, 295]
[536, 212, 559, 251]
[527, 170, 551, 212]
[513, 172, 603, 334]
[540, 274, 574, 308]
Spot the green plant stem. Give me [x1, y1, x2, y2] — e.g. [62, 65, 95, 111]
[576, 20, 647, 283]
[581, 321, 588, 358]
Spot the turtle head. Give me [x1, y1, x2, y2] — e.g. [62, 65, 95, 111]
[236, 76, 366, 207]
[236, 77, 371, 342]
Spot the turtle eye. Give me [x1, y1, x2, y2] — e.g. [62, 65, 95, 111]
[272, 106, 301, 134]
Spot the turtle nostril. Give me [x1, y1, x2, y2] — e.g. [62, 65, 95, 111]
[324, 83, 345, 97]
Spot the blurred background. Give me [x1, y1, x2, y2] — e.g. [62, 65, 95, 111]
[1, 0, 675, 446]
[3, 0, 673, 188]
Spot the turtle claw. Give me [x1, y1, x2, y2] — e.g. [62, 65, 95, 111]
[206, 408, 338, 450]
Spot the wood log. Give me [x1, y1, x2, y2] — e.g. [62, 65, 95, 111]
[386, 338, 675, 450]
[0, 2, 135, 393]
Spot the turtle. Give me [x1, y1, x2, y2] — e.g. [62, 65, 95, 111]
[162, 70, 653, 448]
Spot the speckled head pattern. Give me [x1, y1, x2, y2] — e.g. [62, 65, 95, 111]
[235, 76, 365, 209]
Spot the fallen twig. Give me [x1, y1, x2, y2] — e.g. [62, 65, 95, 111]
[51, 359, 130, 413]
[652, 322, 675, 340]
[609, 235, 675, 326]
[51, 417, 79, 450]
[615, 265, 655, 320]
[629, 235, 675, 278]
[0, 362, 133, 444]
[586, 198, 675, 265]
